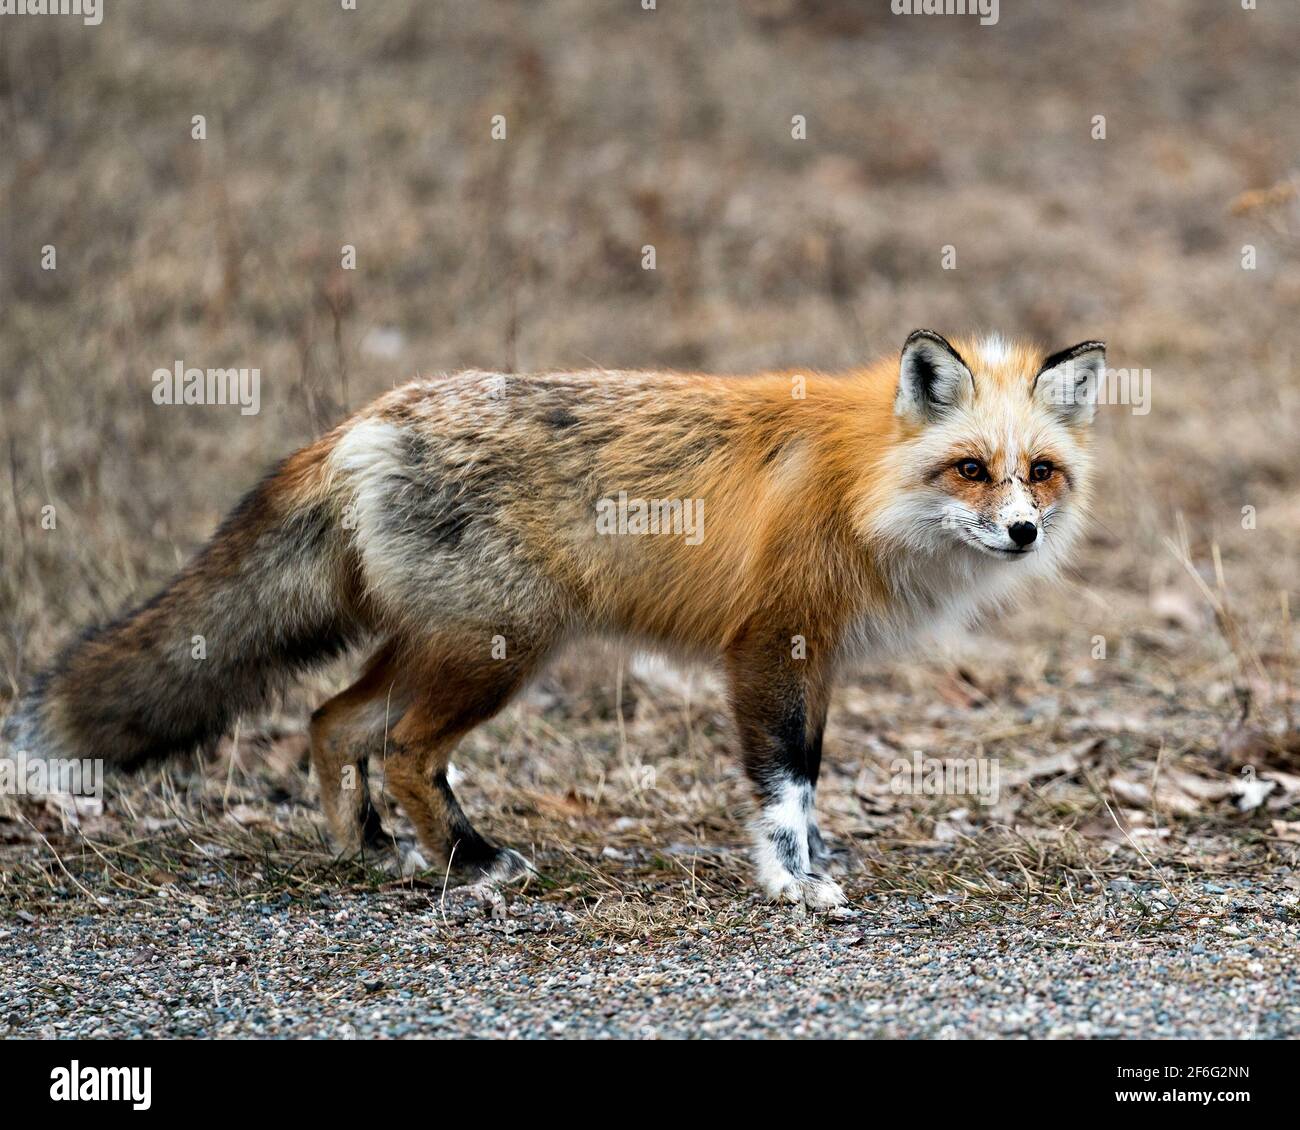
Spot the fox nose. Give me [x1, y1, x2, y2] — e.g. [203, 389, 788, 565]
[1008, 521, 1038, 548]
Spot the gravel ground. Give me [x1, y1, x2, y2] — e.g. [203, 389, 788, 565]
[3, 659, 1298, 1040]
[5, 871, 1296, 1040]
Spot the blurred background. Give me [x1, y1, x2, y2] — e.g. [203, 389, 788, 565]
[1, 1, 1298, 907]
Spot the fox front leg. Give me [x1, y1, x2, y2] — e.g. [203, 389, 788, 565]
[726, 631, 845, 910]
[800, 721, 845, 874]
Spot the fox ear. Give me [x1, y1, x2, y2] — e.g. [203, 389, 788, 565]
[1033, 341, 1106, 426]
[895, 330, 974, 424]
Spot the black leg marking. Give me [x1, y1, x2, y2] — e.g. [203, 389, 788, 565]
[433, 774, 533, 884]
[727, 641, 843, 908]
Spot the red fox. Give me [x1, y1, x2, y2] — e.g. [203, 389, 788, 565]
[3, 330, 1103, 907]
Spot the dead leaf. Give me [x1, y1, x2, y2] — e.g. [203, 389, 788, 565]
[524, 790, 594, 819]
[1236, 777, 1276, 812]
[1162, 769, 1237, 802]
[1229, 180, 1297, 215]
[224, 804, 273, 827]
[1108, 776, 1201, 816]
[1002, 738, 1103, 787]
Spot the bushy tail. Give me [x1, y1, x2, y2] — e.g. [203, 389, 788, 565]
[3, 448, 366, 767]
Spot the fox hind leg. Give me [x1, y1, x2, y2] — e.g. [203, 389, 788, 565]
[309, 644, 405, 857]
[382, 641, 541, 886]
[386, 761, 534, 885]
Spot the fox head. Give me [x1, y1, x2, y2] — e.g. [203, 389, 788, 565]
[873, 329, 1104, 575]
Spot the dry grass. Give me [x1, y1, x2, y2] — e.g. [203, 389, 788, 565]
[2, 0, 1299, 936]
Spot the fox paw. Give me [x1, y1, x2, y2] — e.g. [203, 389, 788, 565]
[454, 846, 536, 892]
[807, 823, 846, 876]
[474, 846, 536, 886]
[452, 849, 536, 920]
[373, 843, 429, 878]
[762, 868, 847, 910]
[750, 783, 845, 910]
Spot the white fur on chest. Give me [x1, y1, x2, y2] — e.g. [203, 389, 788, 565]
[843, 545, 1047, 661]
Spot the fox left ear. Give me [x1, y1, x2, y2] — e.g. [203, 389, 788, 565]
[1033, 341, 1106, 425]
[895, 329, 975, 425]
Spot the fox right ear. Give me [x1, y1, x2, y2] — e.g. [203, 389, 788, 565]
[1033, 341, 1106, 426]
[895, 330, 974, 425]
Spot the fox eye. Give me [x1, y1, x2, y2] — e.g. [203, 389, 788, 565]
[956, 459, 988, 482]
[1030, 461, 1054, 483]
